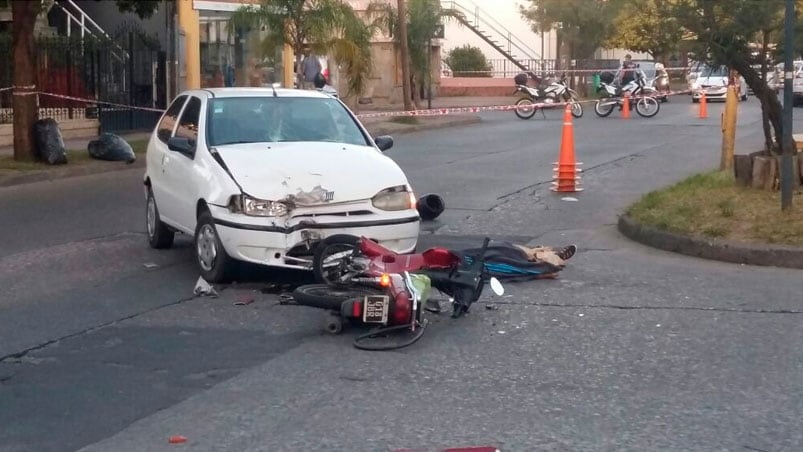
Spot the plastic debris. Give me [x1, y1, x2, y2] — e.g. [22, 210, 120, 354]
[561, 197, 579, 202]
[87, 133, 136, 163]
[33, 118, 67, 165]
[578, 313, 584, 317]
[485, 304, 499, 310]
[193, 276, 218, 298]
[143, 262, 159, 269]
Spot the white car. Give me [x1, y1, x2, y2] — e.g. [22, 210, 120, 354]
[691, 64, 748, 102]
[144, 87, 421, 283]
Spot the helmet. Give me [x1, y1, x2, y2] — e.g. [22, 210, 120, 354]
[313, 72, 327, 89]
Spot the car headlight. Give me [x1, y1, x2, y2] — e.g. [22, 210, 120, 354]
[229, 194, 289, 217]
[372, 185, 416, 211]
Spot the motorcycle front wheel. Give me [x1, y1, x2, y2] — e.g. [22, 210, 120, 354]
[514, 97, 537, 120]
[313, 234, 360, 285]
[594, 99, 616, 117]
[635, 96, 660, 118]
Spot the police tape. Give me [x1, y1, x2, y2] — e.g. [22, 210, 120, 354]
[446, 66, 695, 76]
[0, 88, 694, 120]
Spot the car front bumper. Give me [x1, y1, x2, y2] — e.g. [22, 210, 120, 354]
[208, 204, 420, 269]
[692, 87, 728, 100]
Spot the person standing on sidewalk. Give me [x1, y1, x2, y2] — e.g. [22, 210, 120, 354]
[299, 49, 322, 90]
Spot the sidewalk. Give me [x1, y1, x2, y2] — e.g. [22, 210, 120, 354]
[355, 96, 515, 112]
[0, 131, 152, 158]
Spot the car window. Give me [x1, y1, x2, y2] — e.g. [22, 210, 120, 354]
[701, 65, 728, 77]
[206, 96, 370, 147]
[157, 95, 187, 143]
[176, 96, 201, 143]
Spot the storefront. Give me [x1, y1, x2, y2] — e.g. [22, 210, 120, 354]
[177, 0, 293, 91]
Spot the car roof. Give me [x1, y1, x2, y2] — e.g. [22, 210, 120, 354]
[179, 87, 331, 99]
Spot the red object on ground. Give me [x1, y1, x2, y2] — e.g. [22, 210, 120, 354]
[168, 435, 188, 444]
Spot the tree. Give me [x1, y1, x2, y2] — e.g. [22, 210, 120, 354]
[604, 0, 684, 62]
[231, 0, 379, 103]
[519, 0, 623, 67]
[672, 0, 786, 153]
[10, 0, 40, 162]
[443, 45, 492, 78]
[11, 0, 162, 162]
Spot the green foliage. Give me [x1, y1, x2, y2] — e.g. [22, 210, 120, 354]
[604, 0, 684, 60]
[407, 0, 441, 83]
[519, 0, 622, 59]
[443, 44, 492, 77]
[108, 1, 163, 19]
[231, 0, 379, 98]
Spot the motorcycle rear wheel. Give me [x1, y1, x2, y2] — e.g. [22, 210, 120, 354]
[292, 284, 383, 311]
[514, 97, 537, 119]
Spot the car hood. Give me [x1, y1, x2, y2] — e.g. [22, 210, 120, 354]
[696, 76, 728, 87]
[213, 142, 409, 204]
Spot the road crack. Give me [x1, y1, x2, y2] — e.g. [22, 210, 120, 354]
[484, 301, 803, 315]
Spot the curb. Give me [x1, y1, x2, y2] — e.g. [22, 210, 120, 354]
[617, 213, 803, 270]
[0, 159, 146, 188]
[0, 116, 482, 189]
[365, 115, 481, 137]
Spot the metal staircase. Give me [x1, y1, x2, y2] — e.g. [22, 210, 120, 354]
[52, 0, 128, 62]
[441, 0, 540, 73]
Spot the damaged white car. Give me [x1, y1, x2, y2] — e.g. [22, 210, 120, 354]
[144, 87, 420, 283]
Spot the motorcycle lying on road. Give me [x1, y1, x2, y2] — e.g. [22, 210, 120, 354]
[513, 71, 583, 120]
[291, 235, 506, 350]
[594, 70, 660, 118]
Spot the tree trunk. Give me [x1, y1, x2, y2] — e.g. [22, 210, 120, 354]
[752, 155, 778, 191]
[11, 0, 41, 162]
[412, 72, 422, 110]
[760, 30, 774, 152]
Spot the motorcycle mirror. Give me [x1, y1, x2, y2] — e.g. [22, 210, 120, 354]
[489, 277, 505, 296]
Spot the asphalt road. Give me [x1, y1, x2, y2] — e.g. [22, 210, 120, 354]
[1, 97, 801, 452]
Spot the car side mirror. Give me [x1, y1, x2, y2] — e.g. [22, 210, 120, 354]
[168, 136, 195, 157]
[374, 135, 394, 152]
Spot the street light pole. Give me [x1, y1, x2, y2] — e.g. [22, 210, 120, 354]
[781, 0, 795, 210]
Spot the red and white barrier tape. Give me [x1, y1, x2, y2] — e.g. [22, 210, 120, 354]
[0, 88, 694, 120]
[447, 66, 697, 76]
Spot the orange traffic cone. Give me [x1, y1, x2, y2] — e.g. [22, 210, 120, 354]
[622, 92, 631, 119]
[551, 104, 583, 193]
[699, 92, 708, 118]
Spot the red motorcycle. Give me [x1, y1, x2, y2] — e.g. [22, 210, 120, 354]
[291, 235, 504, 350]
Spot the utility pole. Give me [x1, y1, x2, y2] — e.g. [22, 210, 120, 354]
[781, 0, 795, 210]
[398, 0, 413, 111]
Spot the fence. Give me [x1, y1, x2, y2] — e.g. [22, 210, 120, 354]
[454, 59, 623, 78]
[0, 21, 166, 133]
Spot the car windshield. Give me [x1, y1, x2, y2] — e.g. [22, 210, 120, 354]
[206, 96, 370, 147]
[701, 65, 729, 77]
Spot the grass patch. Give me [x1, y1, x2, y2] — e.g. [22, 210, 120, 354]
[388, 116, 420, 125]
[0, 138, 148, 171]
[628, 170, 803, 247]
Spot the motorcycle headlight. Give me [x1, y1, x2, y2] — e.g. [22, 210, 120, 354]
[229, 194, 289, 217]
[372, 185, 415, 211]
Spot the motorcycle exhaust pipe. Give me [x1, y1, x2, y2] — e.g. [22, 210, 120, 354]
[417, 193, 446, 221]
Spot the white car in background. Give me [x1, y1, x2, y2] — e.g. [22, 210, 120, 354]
[144, 87, 420, 283]
[691, 64, 748, 102]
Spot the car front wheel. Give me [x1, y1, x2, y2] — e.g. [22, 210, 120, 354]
[146, 187, 175, 249]
[194, 210, 236, 283]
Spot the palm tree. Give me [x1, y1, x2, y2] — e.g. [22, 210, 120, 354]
[370, 0, 448, 109]
[230, 0, 380, 101]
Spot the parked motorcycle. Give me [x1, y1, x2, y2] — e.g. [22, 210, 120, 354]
[594, 69, 660, 118]
[648, 62, 671, 102]
[291, 235, 505, 350]
[513, 71, 583, 120]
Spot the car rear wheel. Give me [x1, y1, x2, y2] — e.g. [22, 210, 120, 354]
[195, 210, 236, 283]
[146, 187, 174, 249]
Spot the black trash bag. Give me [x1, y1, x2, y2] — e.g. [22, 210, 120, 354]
[33, 118, 67, 165]
[87, 133, 136, 163]
[417, 193, 445, 221]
